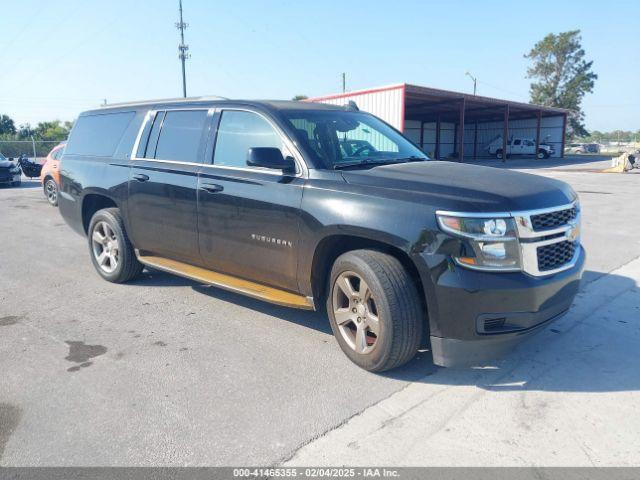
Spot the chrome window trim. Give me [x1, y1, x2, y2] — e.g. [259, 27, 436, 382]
[130, 107, 307, 178]
[130, 107, 213, 163]
[436, 201, 581, 277]
[212, 107, 306, 178]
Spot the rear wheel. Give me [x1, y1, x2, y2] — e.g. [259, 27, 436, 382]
[326, 250, 422, 372]
[44, 178, 58, 206]
[88, 208, 143, 283]
[496, 149, 503, 159]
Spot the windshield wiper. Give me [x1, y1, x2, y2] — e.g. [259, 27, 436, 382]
[333, 156, 426, 170]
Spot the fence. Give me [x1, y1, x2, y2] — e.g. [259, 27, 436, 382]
[0, 139, 61, 159]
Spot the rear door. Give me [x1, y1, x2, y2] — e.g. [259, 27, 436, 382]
[197, 108, 305, 292]
[127, 108, 212, 264]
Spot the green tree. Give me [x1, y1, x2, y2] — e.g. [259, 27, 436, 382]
[34, 120, 72, 141]
[17, 123, 35, 139]
[292, 95, 309, 101]
[525, 30, 597, 137]
[0, 114, 16, 135]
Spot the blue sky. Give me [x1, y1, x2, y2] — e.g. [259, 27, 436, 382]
[1, 0, 638, 131]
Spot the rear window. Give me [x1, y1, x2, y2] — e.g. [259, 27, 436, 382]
[65, 111, 135, 156]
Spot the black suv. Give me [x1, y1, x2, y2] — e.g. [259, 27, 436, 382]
[58, 98, 584, 371]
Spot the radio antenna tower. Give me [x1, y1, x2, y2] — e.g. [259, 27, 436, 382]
[176, 0, 190, 97]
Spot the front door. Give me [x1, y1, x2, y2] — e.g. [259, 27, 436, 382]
[511, 138, 523, 155]
[127, 109, 211, 264]
[197, 109, 304, 292]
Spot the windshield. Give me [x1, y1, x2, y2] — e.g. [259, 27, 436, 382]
[0, 152, 6, 161]
[282, 110, 428, 169]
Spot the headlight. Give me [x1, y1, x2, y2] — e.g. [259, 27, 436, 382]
[437, 214, 521, 271]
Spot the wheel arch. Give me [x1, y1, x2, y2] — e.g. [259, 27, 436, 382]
[81, 191, 119, 234]
[308, 232, 430, 343]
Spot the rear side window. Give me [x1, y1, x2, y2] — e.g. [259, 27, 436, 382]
[65, 112, 135, 156]
[153, 110, 208, 163]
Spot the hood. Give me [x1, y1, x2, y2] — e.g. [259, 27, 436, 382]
[0, 160, 17, 169]
[340, 161, 576, 213]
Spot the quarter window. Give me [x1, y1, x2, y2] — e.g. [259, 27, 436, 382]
[213, 110, 284, 168]
[65, 111, 135, 156]
[153, 110, 208, 163]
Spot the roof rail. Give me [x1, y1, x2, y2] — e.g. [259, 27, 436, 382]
[101, 95, 228, 108]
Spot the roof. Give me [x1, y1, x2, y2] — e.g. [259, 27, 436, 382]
[91, 97, 343, 114]
[307, 83, 569, 123]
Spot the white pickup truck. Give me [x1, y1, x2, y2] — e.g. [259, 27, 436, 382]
[486, 137, 555, 159]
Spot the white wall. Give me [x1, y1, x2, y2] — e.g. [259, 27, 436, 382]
[308, 85, 405, 131]
[409, 116, 564, 159]
[462, 116, 564, 158]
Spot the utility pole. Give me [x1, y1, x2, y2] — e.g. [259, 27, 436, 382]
[465, 71, 477, 95]
[342, 72, 346, 93]
[176, 0, 190, 98]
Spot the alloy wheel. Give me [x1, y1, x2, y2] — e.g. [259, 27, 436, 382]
[332, 271, 380, 354]
[91, 221, 119, 273]
[45, 180, 57, 204]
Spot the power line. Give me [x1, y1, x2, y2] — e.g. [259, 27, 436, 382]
[176, 0, 190, 98]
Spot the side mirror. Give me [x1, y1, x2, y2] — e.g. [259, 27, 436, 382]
[247, 147, 296, 174]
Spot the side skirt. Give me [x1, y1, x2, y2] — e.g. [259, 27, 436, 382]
[136, 252, 315, 310]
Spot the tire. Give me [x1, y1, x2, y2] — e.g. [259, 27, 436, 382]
[495, 149, 503, 160]
[537, 150, 549, 160]
[44, 178, 58, 206]
[88, 208, 144, 283]
[326, 249, 423, 372]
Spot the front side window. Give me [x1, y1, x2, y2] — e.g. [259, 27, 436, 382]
[153, 110, 208, 163]
[213, 110, 284, 168]
[282, 110, 427, 169]
[513, 139, 521, 145]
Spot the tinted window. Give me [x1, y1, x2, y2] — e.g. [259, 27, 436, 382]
[65, 112, 135, 156]
[283, 110, 426, 167]
[154, 110, 208, 163]
[213, 110, 284, 168]
[513, 139, 521, 145]
[141, 111, 165, 158]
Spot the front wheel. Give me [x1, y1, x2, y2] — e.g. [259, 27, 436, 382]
[88, 208, 144, 283]
[537, 149, 550, 159]
[495, 150, 503, 159]
[44, 178, 58, 206]
[326, 250, 423, 372]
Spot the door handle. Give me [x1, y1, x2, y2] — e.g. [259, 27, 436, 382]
[200, 183, 224, 194]
[133, 173, 149, 182]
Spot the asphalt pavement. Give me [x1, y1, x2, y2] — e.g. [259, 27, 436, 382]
[1, 162, 638, 466]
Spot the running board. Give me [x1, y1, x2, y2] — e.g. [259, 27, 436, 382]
[136, 254, 315, 310]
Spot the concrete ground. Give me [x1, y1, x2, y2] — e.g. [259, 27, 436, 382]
[1, 158, 638, 467]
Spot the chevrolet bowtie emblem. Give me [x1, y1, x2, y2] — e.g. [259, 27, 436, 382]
[567, 222, 580, 242]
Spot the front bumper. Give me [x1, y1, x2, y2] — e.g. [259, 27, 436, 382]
[426, 246, 585, 367]
[0, 173, 21, 184]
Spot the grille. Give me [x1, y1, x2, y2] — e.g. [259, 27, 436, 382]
[530, 206, 577, 231]
[484, 317, 506, 332]
[537, 241, 576, 271]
